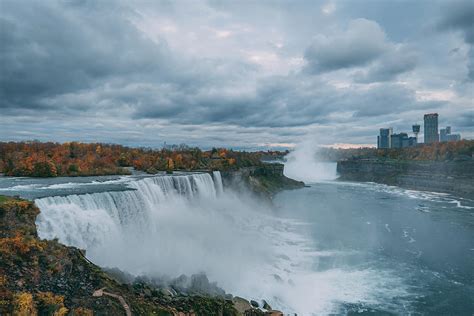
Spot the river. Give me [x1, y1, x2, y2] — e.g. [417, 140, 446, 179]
[0, 165, 472, 315]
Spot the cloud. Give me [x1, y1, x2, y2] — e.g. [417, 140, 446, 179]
[0, 0, 472, 147]
[437, 0, 474, 80]
[0, 1, 175, 111]
[354, 46, 417, 83]
[304, 19, 388, 73]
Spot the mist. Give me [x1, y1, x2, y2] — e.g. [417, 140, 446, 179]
[34, 174, 299, 309]
[284, 138, 338, 183]
[31, 164, 422, 314]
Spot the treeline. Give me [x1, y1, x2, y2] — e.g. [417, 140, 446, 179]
[317, 140, 474, 162]
[0, 141, 285, 177]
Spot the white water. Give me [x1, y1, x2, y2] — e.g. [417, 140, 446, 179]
[213, 171, 224, 195]
[34, 171, 412, 314]
[35, 173, 277, 300]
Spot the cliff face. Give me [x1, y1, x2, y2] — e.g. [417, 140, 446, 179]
[337, 160, 474, 198]
[220, 163, 304, 200]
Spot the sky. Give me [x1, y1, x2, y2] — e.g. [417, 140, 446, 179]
[1, 0, 473, 150]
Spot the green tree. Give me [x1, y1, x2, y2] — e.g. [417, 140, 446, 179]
[32, 161, 57, 177]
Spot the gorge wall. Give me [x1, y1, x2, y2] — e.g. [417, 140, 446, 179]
[337, 160, 474, 198]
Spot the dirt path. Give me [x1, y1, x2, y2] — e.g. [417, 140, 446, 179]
[93, 288, 132, 316]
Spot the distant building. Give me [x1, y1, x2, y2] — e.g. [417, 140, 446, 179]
[440, 128, 447, 142]
[440, 126, 461, 142]
[412, 124, 420, 141]
[404, 136, 418, 148]
[390, 133, 417, 148]
[424, 113, 439, 144]
[377, 128, 392, 149]
[447, 134, 461, 141]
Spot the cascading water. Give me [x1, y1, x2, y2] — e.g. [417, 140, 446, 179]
[32, 170, 417, 314]
[36, 173, 220, 250]
[35, 172, 276, 286]
[213, 171, 224, 195]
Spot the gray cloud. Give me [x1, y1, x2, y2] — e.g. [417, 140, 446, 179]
[437, 0, 474, 80]
[354, 48, 417, 83]
[304, 19, 388, 73]
[0, 0, 472, 148]
[0, 1, 175, 110]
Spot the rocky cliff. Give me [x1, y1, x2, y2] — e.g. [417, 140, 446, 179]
[220, 163, 304, 201]
[337, 160, 474, 198]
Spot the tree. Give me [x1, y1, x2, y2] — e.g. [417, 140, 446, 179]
[32, 161, 57, 177]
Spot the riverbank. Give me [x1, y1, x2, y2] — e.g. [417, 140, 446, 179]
[337, 159, 474, 198]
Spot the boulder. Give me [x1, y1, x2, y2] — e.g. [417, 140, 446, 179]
[262, 299, 272, 310]
[233, 296, 252, 314]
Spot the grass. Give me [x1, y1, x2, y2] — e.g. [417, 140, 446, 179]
[0, 195, 12, 204]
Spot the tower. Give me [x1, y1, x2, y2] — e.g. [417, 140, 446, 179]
[412, 124, 420, 141]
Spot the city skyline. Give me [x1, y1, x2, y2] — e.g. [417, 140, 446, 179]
[1, 0, 473, 149]
[377, 112, 465, 149]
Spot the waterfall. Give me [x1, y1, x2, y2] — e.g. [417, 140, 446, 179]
[35, 172, 222, 251]
[213, 171, 224, 195]
[33, 170, 285, 310]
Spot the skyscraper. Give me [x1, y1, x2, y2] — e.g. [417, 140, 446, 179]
[377, 128, 392, 149]
[424, 113, 439, 144]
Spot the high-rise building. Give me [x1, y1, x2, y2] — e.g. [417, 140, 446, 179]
[391, 133, 407, 148]
[440, 128, 448, 142]
[390, 133, 417, 148]
[424, 113, 439, 144]
[447, 134, 461, 141]
[440, 126, 461, 142]
[377, 128, 392, 149]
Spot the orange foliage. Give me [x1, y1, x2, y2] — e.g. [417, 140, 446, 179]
[0, 233, 45, 256]
[13, 292, 37, 316]
[36, 292, 64, 306]
[0, 141, 287, 176]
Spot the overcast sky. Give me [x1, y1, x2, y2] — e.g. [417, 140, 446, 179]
[1, 0, 473, 149]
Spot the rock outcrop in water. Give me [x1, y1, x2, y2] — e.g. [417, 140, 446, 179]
[337, 160, 474, 198]
[221, 163, 304, 200]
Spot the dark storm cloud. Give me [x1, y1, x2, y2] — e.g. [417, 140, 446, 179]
[437, 0, 474, 80]
[0, 0, 174, 110]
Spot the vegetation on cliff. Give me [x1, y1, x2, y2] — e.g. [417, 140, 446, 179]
[0, 142, 287, 177]
[221, 164, 304, 201]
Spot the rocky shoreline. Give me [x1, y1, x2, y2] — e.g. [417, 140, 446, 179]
[337, 159, 474, 199]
